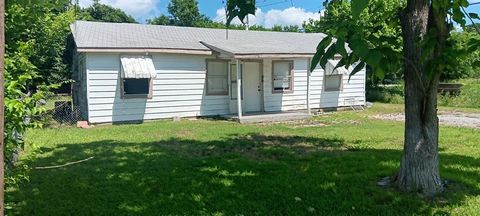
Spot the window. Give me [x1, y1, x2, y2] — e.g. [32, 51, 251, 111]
[122, 78, 153, 98]
[120, 56, 156, 99]
[272, 61, 294, 93]
[206, 60, 228, 95]
[324, 74, 343, 92]
[230, 64, 243, 100]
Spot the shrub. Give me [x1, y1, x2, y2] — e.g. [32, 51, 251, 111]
[366, 84, 404, 104]
[438, 80, 480, 108]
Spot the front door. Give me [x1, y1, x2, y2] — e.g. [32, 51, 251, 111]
[243, 62, 262, 113]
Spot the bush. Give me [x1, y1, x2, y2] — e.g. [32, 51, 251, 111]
[438, 80, 480, 108]
[366, 84, 404, 104]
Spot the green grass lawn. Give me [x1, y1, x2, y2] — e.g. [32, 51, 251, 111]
[6, 104, 480, 215]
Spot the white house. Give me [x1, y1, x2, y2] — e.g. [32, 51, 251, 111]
[70, 21, 366, 124]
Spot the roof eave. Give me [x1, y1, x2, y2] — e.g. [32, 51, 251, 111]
[199, 41, 235, 58]
[76, 48, 213, 55]
[234, 53, 315, 59]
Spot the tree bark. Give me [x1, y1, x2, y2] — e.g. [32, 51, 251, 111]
[397, 0, 448, 196]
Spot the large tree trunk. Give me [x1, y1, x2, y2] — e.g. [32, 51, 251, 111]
[397, 0, 449, 196]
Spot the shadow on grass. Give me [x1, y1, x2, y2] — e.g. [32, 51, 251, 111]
[7, 134, 480, 215]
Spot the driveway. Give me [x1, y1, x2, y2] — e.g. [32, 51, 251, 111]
[372, 112, 480, 129]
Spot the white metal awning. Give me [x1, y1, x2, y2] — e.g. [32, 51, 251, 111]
[120, 56, 157, 79]
[326, 59, 349, 75]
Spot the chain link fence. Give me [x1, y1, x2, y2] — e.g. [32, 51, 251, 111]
[37, 94, 82, 127]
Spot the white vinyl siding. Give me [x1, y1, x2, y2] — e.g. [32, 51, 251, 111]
[85, 53, 230, 123]
[263, 58, 365, 112]
[83, 53, 366, 124]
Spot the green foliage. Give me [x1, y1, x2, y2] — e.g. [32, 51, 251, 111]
[438, 80, 480, 108]
[308, 0, 479, 85]
[147, 15, 172, 25]
[148, 0, 299, 32]
[4, 0, 73, 163]
[76, 0, 137, 23]
[148, 0, 205, 27]
[168, 0, 202, 26]
[305, 0, 404, 80]
[7, 0, 75, 85]
[271, 25, 300, 32]
[367, 84, 405, 104]
[226, 0, 256, 26]
[441, 31, 480, 81]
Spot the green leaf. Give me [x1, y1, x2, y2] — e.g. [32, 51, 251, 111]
[452, 6, 466, 27]
[349, 62, 365, 81]
[317, 36, 332, 52]
[459, 0, 469, 7]
[365, 50, 382, 69]
[333, 58, 347, 71]
[310, 52, 322, 72]
[469, 13, 479, 20]
[226, 0, 256, 26]
[374, 67, 385, 80]
[352, 0, 369, 18]
[320, 44, 337, 69]
[226, 10, 239, 26]
[311, 36, 335, 72]
[349, 37, 370, 58]
[336, 39, 348, 58]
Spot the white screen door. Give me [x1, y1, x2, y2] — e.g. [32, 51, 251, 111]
[243, 62, 262, 113]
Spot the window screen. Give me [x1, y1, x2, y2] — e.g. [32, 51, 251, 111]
[272, 61, 293, 93]
[207, 61, 228, 95]
[324, 74, 343, 91]
[123, 78, 150, 95]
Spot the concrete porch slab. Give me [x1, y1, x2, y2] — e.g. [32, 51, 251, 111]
[224, 112, 312, 124]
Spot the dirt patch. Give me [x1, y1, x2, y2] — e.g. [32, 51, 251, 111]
[372, 112, 480, 129]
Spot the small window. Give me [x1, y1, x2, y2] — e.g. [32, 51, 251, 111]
[206, 60, 228, 95]
[122, 78, 152, 98]
[230, 64, 243, 100]
[272, 61, 294, 93]
[324, 74, 343, 92]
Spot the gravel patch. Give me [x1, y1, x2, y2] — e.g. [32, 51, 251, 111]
[372, 112, 480, 129]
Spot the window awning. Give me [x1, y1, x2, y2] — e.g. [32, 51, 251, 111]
[120, 56, 157, 79]
[326, 59, 349, 75]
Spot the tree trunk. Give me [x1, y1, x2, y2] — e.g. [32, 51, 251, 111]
[0, 0, 4, 214]
[397, 0, 448, 196]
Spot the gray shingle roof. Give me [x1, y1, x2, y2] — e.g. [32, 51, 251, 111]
[71, 21, 327, 55]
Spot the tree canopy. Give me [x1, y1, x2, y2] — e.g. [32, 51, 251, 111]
[147, 0, 206, 26]
[303, 0, 404, 83]
[148, 0, 300, 32]
[168, 0, 202, 26]
[76, 0, 137, 23]
[4, 0, 75, 163]
[442, 30, 480, 81]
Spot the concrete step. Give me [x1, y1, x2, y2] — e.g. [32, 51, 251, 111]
[227, 112, 312, 124]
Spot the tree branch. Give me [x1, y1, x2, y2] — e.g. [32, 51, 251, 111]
[402, 56, 427, 95]
[461, 6, 480, 34]
[34, 156, 95, 170]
